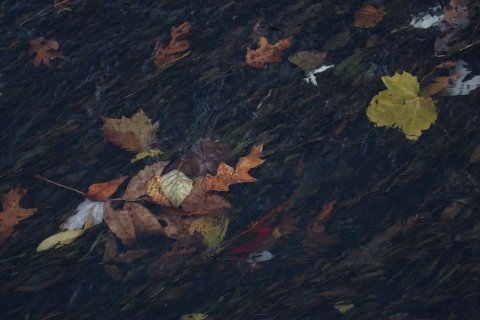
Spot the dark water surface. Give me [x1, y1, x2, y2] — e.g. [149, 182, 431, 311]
[1, 0, 480, 319]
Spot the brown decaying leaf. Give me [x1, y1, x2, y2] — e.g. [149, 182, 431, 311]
[104, 202, 136, 246]
[420, 74, 462, 97]
[294, 158, 304, 176]
[146, 175, 173, 206]
[125, 202, 164, 237]
[28, 37, 65, 67]
[123, 161, 169, 201]
[0, 186, 38, 245]
[436, 61, 457, 69]
[87, 176, 128, 201]
[288, 51, 327, 73]
[444, 0, 469, 28]
[246, 37, 292, 68]
[157, 213, 205, 246]
[180, 177, 231, 214]
[154, 22, 192, 68]
[170, 139, 232, 176]
[114, 249, 149, 264]
[104, 265, 122, 281]
[469, 144, 480, 164]
[103, 232, 118, 262]
[100, 109, 159, 153]
[353, 6, 386, 28]
[206, 144, 265, 191]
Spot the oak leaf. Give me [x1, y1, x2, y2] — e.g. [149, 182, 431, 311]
[87, 176, 128, 201]
[0, 186, 38, 245]
[353, 6, 386, 28]
[101, 109, 159, 153]
[246, 37, 292, 68]
[154, 22, 192, 68]
[160, 169, 193, 207]
[28, 37, 65, 67]
[123, 161, 169, 201]
[366, 72, 437, 140]
[206, 144, 265, 191]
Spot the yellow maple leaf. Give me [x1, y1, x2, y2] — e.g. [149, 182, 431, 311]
[366, 72, 437, 140]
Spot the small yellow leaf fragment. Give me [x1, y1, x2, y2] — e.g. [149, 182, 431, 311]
[131, 148, 163, 163]
[333, 301, 354, 314]
[366, 72, 437, 140]
[195, 212, 229, 248]
[180, 314, 209, 320]
[161, 170, 193, 207]
[37, 210, 93, 252]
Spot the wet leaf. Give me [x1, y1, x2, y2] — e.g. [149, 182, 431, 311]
[130, 148, 163, 163]
[28, 37, 65, 67]
[170, 139, 232, 176]
[86, 176, 128, 201]
[146, 175, 172, 206]
[103, 202, 136, 246]
[180, 177, 231, 214]
[101, 109, 159, 153]
[366, 72, 437, 140]
[124, 202, 164, 237]
[353, 6, 386, 28]
[37, 210, 93, 252]
[154, 22, 192, 68]
[180, 314, 213, 320]
[419, 74, 461, 97]
[62, 199, 104, 230]
[157, 213, 205, 245]
[0, 186, 37, 245]
[333, 301, 354, 314]
[206, 144, 265, 191]
[104, 265, 122, 281]
[114, 249, 149, 264]
[246, 37, 292, 68]
[161, 169, 194, 207]
[103, 232, 118, 262]
[288, 51, 327, 73]
[194, 212, 229, 248]
[123, 161, 169, 201]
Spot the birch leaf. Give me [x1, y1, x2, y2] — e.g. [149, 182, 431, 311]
[161, 170, 193, 207]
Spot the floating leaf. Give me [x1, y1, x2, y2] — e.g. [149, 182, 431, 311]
[87, 176, 128, 201]
[103, 232, 118, 262]
[28, 37, 65, 67]
[123, 161, 169, 201]
[37, 210, 93, 252]
[101, 109, 159, 153]
[146, 175, 172, 206]
[180, 177, 231, 215]
[288, 51, 327, 73]
[0, 186, 37, 245]
[246, 37, 292, 68]
[62, 199, 104, 230]
[160, 170, 193, 207]
[131, 148, 163, 163]
[125, 202, 164, 237]
[195, 212, 229, 248]
[206, 144, 265, 191]
[353, 6, 386, 28]
[366, 72, 437, 140]
[154, 22, 192, 68]
[333, 301, 354, 314]
[114, 249, 149, 264]
[180, 314, 212, 320]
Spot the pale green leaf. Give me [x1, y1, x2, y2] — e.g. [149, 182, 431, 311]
[160, 169, 193, 207]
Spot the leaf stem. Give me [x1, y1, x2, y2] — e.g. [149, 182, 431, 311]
[34, 175, 85, 196]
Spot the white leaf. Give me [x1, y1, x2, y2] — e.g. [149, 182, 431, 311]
[62, 199, 104, 230]
[446, 60, 480, 96]
[304, 65, 334, 86]
[246, 250, 274, 264]
[410, 14, 444, 29]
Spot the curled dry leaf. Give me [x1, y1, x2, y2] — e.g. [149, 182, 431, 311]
[1, 186, 38, 245]
[101, 109, 159, 153]
[28, 37, 65, 67]
[206, 144, 265, 191]
[353, 6, 386, 28]
[154, 22, 192, 68]
[161, 170, 193, 207]
[123, 161, 169, 201]
[246, 37, 292, 68]
[87, 176, 128, 201]
[170, 139, 232, 176]
[146, 175, 172, 206]
[288, 51, 327, 73]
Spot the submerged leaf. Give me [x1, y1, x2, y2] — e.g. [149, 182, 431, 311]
[161, 170, 193, 207]
[288, 51, 327, 73]
[28, 37, 65, 67]
[131, 148, 163, 163]
[366, 72, 437, 140]
[101, 109, 159, 153]
[246, 37, 292, 68]
[353, 6, 386, 28]
[87, 176, 128, 201]
[154, 22, 192, 68]
[195, 212, 229, 248]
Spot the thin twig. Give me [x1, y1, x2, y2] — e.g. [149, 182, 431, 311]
[35, 174, 85, 196]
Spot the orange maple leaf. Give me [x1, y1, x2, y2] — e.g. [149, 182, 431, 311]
[0, 186, 37, 245]
[206, 144, 265, 191]
[87, 176, 129, 201]
[154, 22, 192, 68]
[28, 37, 65, 67]
[246, 37, 292, 68]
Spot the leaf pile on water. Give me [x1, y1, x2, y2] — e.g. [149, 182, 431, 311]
[366, 71, 437, 140]
[353, 6, 386, 28]
[28, 37, 65, 67]
[101, 109, 160, 157]
[0, 186, 37, 245]
[154, 22, 192, 68]
[246, 37, 292, 68]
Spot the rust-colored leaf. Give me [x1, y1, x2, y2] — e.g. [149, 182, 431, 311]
[101, 109, 159, 153]
[86, 176, 128, 201]
[0, 185, 37, 245]
[246, 37, 292, 68]
[154, 22, 192, 68]
[180, 177, 231, 214]
[353, 6, 386, 28]
[170, 139, 232, 176]
[28, 37, 65, 67]
[103, 201, 136, 246]
[294, 158, 305, 176]
[206, 144, 265, 191]
[420, 74, 462, 97]
[114, 249, 149, 264]
[123, 161, 169, 201]
[316, 198, 338, 223]
[146, 175, 173, 206]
